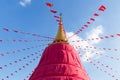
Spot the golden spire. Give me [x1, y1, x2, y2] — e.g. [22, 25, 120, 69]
[52, 13, 68, 44]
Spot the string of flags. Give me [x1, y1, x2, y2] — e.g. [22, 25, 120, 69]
[0, 45, 45, 57]
[1, 27, 54, 40]
[45, 2, 60, 23]
[23, 71, 34, 80]
[0, 51, 40, 70]
[84, 57, 119, 80]
[71, 33, 120, 42]
[69, 5, 107, 38]
[91, 58, 120, 75]
[75, 45, 119, 52]
[79, 50, 120, 61]
[0, 54, 41, 80]
[0, 39, 52, 43]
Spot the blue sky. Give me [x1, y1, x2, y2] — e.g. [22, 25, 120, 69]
[0, 0, 120, 80]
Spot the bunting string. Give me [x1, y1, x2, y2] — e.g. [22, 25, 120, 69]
[83, 55, 120, 74]
[68, 5, 107, 38]
[77, 45, 119, 52]
[82, 56, 119, 80]
[89, 58, 120, 76]
[45, 2, 60, 23]
[79, 48, 120, 61]
[0, 39, 52, 43]
[0, 44, 46, 57]
[0, 50, 41, 71]
[71, 33, 120, 42]
[0, 54, 41, 80]
[0, 27, 54, 39]
[23, 70, 34, 80]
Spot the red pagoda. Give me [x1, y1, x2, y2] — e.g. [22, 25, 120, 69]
[29, 14, 90, 80]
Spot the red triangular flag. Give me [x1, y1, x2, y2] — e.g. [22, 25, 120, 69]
[56, 20, 60, 22]
[50, 10, 57, 13]
[81, 27, 85, 29]
[110, 35, 114, 37]
[20, 32, 25, 34]
[13, 40, 16, 42]
[45, 2, 53, 7]
[87, 22, 90, 24]
[94, 13, 99, 16]
[105, 36, 109, 38]
[98, 5, 106, 11]
[117, 34, 120, 36]
[84, 25, 88, 27]
[54, 16, 59, 18]
[90, 18, 95, 21]
[79, 29, 82, 31]
[0, 40, 2, 42]
[3, 28, 9, 32]
[13, 30, 18, 33]
[32, 34, 37, 36]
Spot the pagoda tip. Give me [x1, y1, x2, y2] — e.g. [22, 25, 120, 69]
[51, 13, 68, 44]
[59, 13, 63, 25]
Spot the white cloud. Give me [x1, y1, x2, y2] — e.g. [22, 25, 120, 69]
[19, 0, 32, 7]
[66, 25, 104, 62]
[86, 25, 104, 44]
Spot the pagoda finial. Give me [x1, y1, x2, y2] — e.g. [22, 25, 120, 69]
[52, 13, 68, 44]
[59, 13, 62, 25]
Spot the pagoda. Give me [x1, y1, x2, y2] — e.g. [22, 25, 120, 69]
[29, 14, 90, 80]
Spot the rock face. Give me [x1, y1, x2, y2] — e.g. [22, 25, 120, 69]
[29, 43, 90, 80]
